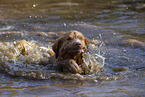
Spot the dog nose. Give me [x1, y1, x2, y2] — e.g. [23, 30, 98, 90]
[74, 42, 81, 46]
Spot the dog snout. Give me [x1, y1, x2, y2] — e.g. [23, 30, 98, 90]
[74, 42, 81, 46]
[73, 39, 82, 47]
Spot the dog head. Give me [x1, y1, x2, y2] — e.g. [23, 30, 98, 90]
[52, 31, 89, 59]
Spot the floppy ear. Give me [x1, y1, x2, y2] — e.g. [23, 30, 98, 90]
[84, 37, 89, 52]
[52, 37, 64, 58]
[85, 37, 89, 48]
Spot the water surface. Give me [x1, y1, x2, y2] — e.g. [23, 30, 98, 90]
[0, 0, 145, 96]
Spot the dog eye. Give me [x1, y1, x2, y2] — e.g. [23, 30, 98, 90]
[78, 36, 83, 40]
[67, 37, 72, 40]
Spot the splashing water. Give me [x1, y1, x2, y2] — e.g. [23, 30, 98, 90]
[0, 38, 108, 80]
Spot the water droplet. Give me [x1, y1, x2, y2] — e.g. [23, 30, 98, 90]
[113, 33, 116, 35]
[35, 16, 37, 18]
[33, 4, 36, 7]
[63, 23, 66, 27]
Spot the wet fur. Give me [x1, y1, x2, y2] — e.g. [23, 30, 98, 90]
[51, 31, 89, 74]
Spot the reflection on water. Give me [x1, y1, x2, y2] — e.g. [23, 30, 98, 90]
[0, 0, 145, 96]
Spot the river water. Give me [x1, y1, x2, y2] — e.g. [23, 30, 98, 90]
[0, 0, 145, 96]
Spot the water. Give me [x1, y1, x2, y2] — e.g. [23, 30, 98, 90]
[0, 0, 145, 96]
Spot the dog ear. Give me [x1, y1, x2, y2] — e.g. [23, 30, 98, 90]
[85, 37, 89, 48]
[84, 37, 89, 52]
[52, 37, 64, 58]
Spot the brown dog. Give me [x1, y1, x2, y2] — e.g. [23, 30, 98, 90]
[51, 30, 90, 74]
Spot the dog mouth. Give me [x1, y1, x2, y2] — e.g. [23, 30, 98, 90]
[69, 49, 83, 53]
[64, 46, 86, 54]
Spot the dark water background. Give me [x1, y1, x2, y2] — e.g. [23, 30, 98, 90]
[0, 0, 145, 96]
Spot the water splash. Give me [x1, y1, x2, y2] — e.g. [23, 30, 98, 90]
[0, 37, 109, 81]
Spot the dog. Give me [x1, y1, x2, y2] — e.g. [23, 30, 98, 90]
[50, 30, 91, 74]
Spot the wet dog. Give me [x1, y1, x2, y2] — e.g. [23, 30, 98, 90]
[50, 31, 90, 74]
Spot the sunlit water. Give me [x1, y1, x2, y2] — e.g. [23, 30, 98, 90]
[0, 0, 145, 96]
